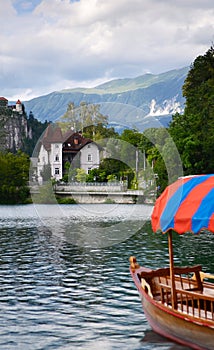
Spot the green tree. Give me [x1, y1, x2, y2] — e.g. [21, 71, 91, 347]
[59, 102, 78, 132]
[62, 161, 71, 182]
[58, 101, 109, 138]
[75, 168, 87, 182]
[0, 151, 30, 204]
[93, 158, 134, 187]
[86, 168, 106, 182]
[169, 46, 214, 174]
[120, 129, 143, 147]
[22, 111, 49, 156]
[80, 102, 108, 135]
[107, 174, 117, 182]
[83, 123, 118, 140]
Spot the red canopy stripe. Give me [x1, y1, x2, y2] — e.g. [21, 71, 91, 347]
[173, 177, 214, 233]
[208, 213, 214, 232]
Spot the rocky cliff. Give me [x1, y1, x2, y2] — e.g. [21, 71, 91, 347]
[0, 107, 32, 152]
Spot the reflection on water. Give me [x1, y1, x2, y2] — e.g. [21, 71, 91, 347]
[0, 204, 213, 349]
[0, 204, 153, 248]
[141, 331, 191, 349]
[34, 203, 153, 248]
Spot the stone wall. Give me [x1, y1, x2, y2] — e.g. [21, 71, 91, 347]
[56, 182, 128, 192]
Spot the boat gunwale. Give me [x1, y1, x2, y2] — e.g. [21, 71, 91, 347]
[130, 265, 214, 328]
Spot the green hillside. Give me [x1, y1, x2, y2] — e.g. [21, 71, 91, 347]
[24, 66, 188, 130]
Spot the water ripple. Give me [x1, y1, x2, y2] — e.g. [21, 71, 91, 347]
[0, 205, 211, 349]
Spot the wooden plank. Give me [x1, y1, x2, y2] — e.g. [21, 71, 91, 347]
[140, 265, 202, 281]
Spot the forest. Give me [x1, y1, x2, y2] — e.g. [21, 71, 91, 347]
[0, 46, 213, 204]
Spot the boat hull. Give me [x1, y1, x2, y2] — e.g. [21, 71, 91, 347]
[142, 295, 214, 350]
[130, 266, 214, 350]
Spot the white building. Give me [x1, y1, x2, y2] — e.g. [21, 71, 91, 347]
[35, 124, 100, 182]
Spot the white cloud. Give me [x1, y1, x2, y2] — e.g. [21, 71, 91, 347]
[1, 0, 213, 100]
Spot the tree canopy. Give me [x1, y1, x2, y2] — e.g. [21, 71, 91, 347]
[0, 151, 30, 204]
[58, 101, 111, 139]
[169, 46, 214, 174]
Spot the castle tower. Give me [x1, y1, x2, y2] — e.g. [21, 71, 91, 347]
[16, 99, 23, 113]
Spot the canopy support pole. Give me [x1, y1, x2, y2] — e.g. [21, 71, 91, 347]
[168, 230, 177, 309]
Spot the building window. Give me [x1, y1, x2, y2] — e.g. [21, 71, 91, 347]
[55, 154, 59, 161]
[88, 154, 92, 162]
[55, 168, 60, 175]
[87, 144, 91, 148]
[87, 167, 91, 174]
[55, 144, 59, 149]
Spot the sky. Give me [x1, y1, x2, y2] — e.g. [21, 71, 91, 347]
[1, 0, 214, 101]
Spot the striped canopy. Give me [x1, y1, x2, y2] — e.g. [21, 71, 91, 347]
[151, 174, 214, 234]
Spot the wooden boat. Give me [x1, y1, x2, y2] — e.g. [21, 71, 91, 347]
[130, 175, 214, 350]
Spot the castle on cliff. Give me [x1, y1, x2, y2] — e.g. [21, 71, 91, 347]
[0, 96, 31, 151]
[0, 97, 23, 114]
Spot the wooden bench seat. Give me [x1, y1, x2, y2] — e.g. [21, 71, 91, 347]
[140, 265, 203, 297]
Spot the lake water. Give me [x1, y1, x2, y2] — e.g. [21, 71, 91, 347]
[0, 204, 214, 350]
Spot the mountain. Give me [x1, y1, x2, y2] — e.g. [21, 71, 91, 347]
[24, 67, 188, 131]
